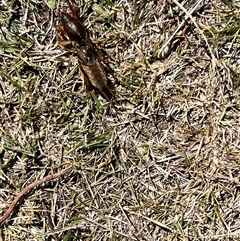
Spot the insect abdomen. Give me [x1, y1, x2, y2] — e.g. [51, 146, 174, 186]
[82, 60, 115, 101]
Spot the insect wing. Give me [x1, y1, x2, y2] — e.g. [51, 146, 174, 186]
[75, 39, 96, 66]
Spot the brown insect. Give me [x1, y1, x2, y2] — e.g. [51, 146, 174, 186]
[56, 0, 116, 101]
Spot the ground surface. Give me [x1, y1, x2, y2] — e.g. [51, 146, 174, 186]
[1, 0, 240, 240]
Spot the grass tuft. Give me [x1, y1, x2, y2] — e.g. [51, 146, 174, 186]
[1, 0, 240, 240]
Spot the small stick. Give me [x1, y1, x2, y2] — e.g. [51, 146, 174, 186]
[0, 165, 73, 226]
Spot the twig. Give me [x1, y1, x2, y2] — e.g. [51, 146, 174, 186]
[0, 165, 73, 226]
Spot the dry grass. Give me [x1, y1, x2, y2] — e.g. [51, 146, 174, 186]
[1, 0, 240, 240]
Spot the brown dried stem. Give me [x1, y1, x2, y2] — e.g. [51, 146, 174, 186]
[0, 165, 73, 226]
